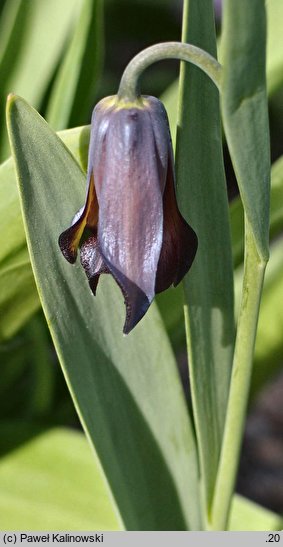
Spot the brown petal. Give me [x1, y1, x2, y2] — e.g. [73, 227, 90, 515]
[155, 156, 198, 293]
[58, 173, 98, 263]
[102, 261, 151, 334]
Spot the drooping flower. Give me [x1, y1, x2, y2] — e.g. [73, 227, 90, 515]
[59, 95, 198, 334]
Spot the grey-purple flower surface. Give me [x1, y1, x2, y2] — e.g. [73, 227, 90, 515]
[59, 95, 197, 333]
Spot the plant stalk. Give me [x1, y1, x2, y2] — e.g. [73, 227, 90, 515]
[210, 218, 267, 530]
[118, 42, 222, 101]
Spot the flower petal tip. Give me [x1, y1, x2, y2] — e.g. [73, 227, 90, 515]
[111, 270, 151, 335]
[122, 290, 151, 335]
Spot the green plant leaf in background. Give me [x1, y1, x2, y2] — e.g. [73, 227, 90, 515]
[229, 154, 283, 397]
[0, 246, 38, 341]
[229, 495, 283, 532]
[161, 79, 179, 147]
[0, 425, 121, 530]
[7, 95, 202, 531]
[267, 155, 283, 241]
[46, 0, 103, 131]
[231, 154, 283, 269]
[232, 235, 283, 399]
[0, 0, 84, 161]
[0, 155, 39, 340]
[250, 236, 283, 397]
[176, 0, 235, 517]
[265, 0, 283, 95]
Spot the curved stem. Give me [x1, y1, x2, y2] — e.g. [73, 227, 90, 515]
[118, 42, 222, 101]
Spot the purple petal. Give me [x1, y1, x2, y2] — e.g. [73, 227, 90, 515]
[94, 99, 170, 332]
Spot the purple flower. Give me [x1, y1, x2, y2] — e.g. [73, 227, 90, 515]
[59, 95, 197, 333]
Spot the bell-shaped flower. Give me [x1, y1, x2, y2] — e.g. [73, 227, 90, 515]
[59, 95, 198, 334]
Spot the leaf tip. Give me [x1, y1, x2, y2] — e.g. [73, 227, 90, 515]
[6, 93, 21, 122]
[6, 93, 18, 107]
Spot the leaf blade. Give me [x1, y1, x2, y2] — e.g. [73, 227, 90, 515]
[0, 425, 121, 530]
[176, 0, 235, 513]
[221, 0, 270, 261]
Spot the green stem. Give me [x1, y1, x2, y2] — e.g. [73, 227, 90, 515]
[118, 42, 222, 101]
[211, 218, 267, 530]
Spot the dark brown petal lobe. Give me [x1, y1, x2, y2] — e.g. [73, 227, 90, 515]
[98, 256, 151, 334]
[155, 157, 198, 293]
[58, 174, 98, 263]
[80, 235, 109, 295]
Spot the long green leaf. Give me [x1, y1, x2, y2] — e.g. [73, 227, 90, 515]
[7, 95, 201, 530]
[46, 0, 103, 130]
[0, 425, 120, 530]
[176, 0, 235, 517]
[221, 0, 270, 261]
[0, 0, 84, 160]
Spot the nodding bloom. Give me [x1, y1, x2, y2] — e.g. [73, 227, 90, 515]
[59, 95, 198, 334]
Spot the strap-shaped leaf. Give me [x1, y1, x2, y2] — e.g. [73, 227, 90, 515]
[7, 95, 201, 530]
[221, 0, 270, 261]
[176, 0, 235, 512]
